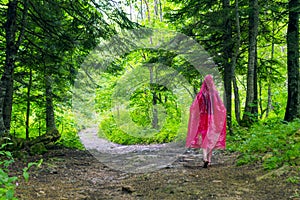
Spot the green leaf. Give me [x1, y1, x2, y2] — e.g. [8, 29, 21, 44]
[23, 171, 29, 182]
[6, 189, 15, 200]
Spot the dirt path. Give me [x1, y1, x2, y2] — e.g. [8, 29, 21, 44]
[12, 128, 300, 200]
[78, 127, 191, 173]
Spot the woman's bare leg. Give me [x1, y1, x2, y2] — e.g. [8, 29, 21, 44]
[202, 148, 208, 162]
[208, 149, 213, 163]
[202, 148, 209, 168]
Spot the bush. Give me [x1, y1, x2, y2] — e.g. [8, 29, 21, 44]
[228, 118, 300, 170]
[98, 113, 181, 145]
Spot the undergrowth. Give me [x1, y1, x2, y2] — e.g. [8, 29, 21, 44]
[98, 114, 180, 144]
[0, 140, 43, 200]
[227, 118, 300, 172]
[0, 141, 17, 200]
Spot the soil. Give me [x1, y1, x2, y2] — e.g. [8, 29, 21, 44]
[10, 127, 300, 200]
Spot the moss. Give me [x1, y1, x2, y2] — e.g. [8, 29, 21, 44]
[29, 142, 47, 155]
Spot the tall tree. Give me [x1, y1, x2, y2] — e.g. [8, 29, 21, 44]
[285, 0, 299, 121]
[0, 0, 135, 137]
[45, 73, 56, 132]
[241, 0, 259, 126]
[232, 0, 241, 124]
[25, 68, 32, 140]
[0, 0, 28, 135]
[222, 0, 233, 133]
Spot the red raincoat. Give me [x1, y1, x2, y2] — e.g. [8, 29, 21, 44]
[186, 75, 226, 150]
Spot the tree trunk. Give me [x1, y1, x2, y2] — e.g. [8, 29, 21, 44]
[25, 68, 33, 140]
[222, 0, 232, 133]
[45, 74, 57, 132]
[140, 0, 143, 21]
[0, 0, 28, 136]
[142, 3, 158, 129]
[252, 51, 258, 116]
[154, 0, 158, 17]
[0, 86, 5, 136]
[285, 0, 300, 121]
[266, 18, 275, 118]
[3, 73, 14, 131]
[233, 77, 241, 123]
[259, 77, 263, 118]
[159, 0, 163, 22]
[0, 0, 18, 136]
[129, 2, 133, 21]
[149, 67, 159, 129]
[232, 0, 241, 124]
[266, 81, 272, 117]
[144, 0, 151, 22]
[242, 0, 259, 126]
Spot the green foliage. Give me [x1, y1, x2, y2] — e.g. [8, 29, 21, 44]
[55, 110, 85, 150]
[29, 143, 47, 155]
[95, 73, 119, 114]
[228, 118, 300, 170]
[99, 109, 181, 145]
[1, 0, 135, 152]
[22, 159, 43, 182]
[97, 75, 183, 145]
[286, 176, 300, 184]
[0, 142, 18, 200]
[56, 130, 84, 150]
[99, 116, 145, 144]
[0, 168, 17, 200]
[0, 141, 44, 199]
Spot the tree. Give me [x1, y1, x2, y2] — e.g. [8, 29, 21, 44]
[165, 0, 296, 125]
[241, 0, 259, 126]
[222, 0, 233, 133]
[232, 0, 241, 124]
[0, 0, 135, 138]
[284, 0, 299, 121]
[0, 0, 28, 135]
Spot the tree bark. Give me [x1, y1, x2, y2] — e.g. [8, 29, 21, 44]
[252, 51, 258, 116]
[144, 0, 151, 22]
[45, 74, 57, 132]
[222, 0, 232, 133]
[25, 68, 33, 140]
[159, 0, 163, 22]
[149, 67, 159, 129]
[0, 0, 18, 135]
[259, 77, 263, 118]
[154, 0, 158, 16]
[242, 0, 259, 126]
[233, 77, 241, 123]
[140, 0, 143, 21]
[0, 0, 28, 136]
[266, 17, 276, 118]
[232, 0, 241, 124]
[285, 0, 300, 121]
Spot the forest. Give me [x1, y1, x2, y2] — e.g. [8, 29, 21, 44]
[0, 0, 299, 199]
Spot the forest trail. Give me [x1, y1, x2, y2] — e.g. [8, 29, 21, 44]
[13, 128, 299, 200]
[78, 127, 195, 173]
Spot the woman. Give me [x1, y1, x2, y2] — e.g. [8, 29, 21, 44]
[186, 75, 226, 168]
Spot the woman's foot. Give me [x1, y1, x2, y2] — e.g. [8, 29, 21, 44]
[203, 160, 209, 168]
